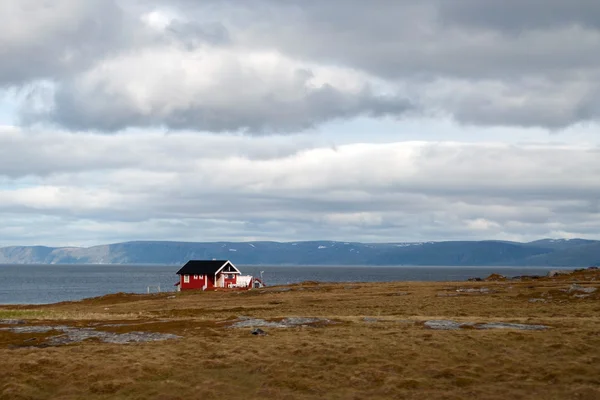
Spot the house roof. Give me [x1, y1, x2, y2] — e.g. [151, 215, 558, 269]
[176, 260, 233, 275]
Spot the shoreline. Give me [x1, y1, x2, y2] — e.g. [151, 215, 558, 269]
[0, 266, 593, 307]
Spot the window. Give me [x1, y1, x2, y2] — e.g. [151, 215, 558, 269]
[199, 275, 203, 279]
[193, 275, 198, 279]
[183, 275, 190, 283]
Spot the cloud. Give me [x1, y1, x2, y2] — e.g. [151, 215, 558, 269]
[2, 1, 600, 246]
[0, 0, 143, 86]
[0, 126, 316, 178]
[21, 46, 414, 133]
[436, 0, 600, 31]
[1, 128, 599, 245]
[3, 0, 599, 132]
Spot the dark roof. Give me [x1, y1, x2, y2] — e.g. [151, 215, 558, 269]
[176, 260, 231, 275]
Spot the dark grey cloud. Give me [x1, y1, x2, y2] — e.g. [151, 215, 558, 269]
[171, 0, 600, 79]
[5, 0, 600, 131]
[166, 20, 231, 49]
[29, 82, 414, 133]
[0, 0, 143, 86]
[172, 0, 600, 128]
[436, 0, 600, 31]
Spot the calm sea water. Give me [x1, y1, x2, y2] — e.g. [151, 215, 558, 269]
[0, 264, 573, 305]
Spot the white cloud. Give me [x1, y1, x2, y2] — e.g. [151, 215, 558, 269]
[1, 1, 600, 245]
[22, 44, 412, 132]
[1, 128, 599, 245]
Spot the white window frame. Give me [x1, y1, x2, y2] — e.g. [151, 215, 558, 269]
[184, 275, 190, 283]
[194, 275, 198, 279]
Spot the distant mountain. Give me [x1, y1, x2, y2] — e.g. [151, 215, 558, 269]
[525, 238, 599, 251]
[1, 238, 598, 266]
[519, 239, 600, 266]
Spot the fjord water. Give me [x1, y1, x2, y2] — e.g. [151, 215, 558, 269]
[0, 264, 574, 305]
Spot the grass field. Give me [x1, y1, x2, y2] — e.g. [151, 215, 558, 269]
[1, 269, 600, 400]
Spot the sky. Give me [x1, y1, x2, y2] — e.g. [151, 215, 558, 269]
[1, 0, 600, 247]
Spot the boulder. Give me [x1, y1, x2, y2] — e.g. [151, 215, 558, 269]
[547, 270, 572, 277]
[484, 274, 507, 281]
[568, 284, 597, 294]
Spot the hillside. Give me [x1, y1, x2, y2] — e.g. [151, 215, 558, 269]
[1, 238, 598, 266]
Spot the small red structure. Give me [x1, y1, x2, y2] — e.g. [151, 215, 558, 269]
[175, 260, 262, 291]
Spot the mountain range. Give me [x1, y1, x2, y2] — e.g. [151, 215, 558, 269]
[1, 239, 599, 266]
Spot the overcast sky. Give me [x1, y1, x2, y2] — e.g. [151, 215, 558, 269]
[1, 0, 600, 247]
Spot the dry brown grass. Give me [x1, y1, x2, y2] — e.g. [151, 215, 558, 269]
[1, 270, 600, 399]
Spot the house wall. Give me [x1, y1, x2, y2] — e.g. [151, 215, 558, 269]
[206, 275, 215, 289]
[236, 275, 253, 288]
[180, 274, 212, 291]
[221, 273, 237, 288]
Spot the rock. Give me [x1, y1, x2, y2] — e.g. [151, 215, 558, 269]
[48, 329, 180, 345]
[424, 320, 549, 331]
[568, 284, 597, 294]
[456, 287, 493, 293]
[484, 274, 507, 282]
[512, 275, 542, 280]
[529, 298, 546, 303]
[424, 320, 470, 330]
[475, 322, 548, 331]
[0, 319, 26, 325]
[1, 325, 180, 345]
[251, 328, 267, 336]
[229, 317, 331, 329]
[547, 270, 572, 277]
[467, 277, 483, 282]
[363, 317, 379, 323]
[0, 325, 69, 334]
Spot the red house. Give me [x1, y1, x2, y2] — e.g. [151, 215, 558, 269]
[175, 260, 260, 291]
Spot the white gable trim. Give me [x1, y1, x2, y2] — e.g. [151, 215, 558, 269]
[215, 261, 241, 275]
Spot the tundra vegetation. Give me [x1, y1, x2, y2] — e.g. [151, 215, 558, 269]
[1, 268, 599, 400]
